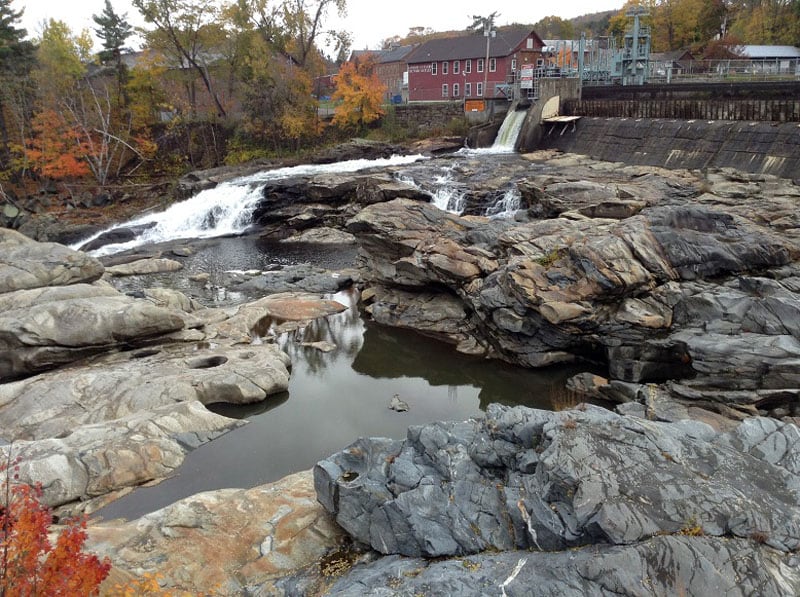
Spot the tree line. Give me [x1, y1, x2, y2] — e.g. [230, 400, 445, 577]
[1, 0, 798, 196]
[0, 0, 390, 195]
[534, 1, 800, 53]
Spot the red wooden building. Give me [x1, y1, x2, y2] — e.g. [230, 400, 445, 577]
[405, 26, 545, 102]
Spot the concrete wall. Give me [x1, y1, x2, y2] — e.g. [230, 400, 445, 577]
[516, 78, 582, 152]
[538, 117, 800, 178]
[582, 81, 800, 101]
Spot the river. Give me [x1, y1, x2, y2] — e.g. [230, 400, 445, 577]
[84, 145, 588, 521]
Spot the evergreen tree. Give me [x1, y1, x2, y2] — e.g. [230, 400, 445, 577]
[93, 0, 133, 64]
[93, 0, 133, 104]
[0, 0, 36, 173]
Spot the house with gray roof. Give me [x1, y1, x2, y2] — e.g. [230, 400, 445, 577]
[738, 45, 800, 74]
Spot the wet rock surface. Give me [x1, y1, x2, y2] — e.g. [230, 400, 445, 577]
[233, 262, 360, 295]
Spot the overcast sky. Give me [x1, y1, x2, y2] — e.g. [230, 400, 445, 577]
[19, 0, 623, 53]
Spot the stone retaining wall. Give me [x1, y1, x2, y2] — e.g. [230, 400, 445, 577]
[539, 117, 800, 178]
[392, 103, 467, 132]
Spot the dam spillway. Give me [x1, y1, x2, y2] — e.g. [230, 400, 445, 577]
[538, 117, 800, 179]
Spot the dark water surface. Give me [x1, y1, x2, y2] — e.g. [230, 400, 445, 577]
[96, 239, 586, 521]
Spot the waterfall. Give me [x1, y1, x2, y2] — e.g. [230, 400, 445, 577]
[485, 188, 521, 218]
[397, 166, 466, 214]
[491, 109, 527, 152]
[74, 154, 428, 256]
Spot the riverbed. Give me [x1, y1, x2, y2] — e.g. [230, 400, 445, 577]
[95, 236, 587, 521]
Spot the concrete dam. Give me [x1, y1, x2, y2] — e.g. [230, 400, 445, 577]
[507, 80, 800, 179]
[537, 117, 800, 179]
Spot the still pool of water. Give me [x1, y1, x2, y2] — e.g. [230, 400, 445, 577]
[95, 241, 589, 521]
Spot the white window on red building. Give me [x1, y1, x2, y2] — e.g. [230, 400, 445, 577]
[477, 58, 484, 73]
[527, 38, 534, 49]
[431, 62, 437, 75]
[442, 83, 448, 97]
[489, 58, 496, 72]
[453, 60, 459, 74]
[477, 82, 483, 96]
[442, 61, 448, 75]
[465, 82, 472, 97]
[453, 83, 460, 97]
[465, 59, 472, 73]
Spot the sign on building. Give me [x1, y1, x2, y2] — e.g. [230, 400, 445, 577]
[520, 64, 534, 89]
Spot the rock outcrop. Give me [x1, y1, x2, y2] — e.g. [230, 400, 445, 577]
[0, 283, 190, 380]
[5, 401, 241, 508]
[316, 405, 800, 557]
[0, 230, 349, 514]
[309, 405, 800, 595]
[0, 228, 104, 292]
[0, 341, 291, 441]
[87, 470, 345, 596]
[346, 158, 800, 418]
[319, 536, 799, 596]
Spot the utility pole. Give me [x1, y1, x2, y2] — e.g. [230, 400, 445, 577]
[470, 13, 498, 103]
[483, 20, 495, 99]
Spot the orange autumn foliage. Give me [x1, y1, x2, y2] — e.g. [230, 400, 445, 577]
[24, 109, 92, 180]
[1, 457, 111, 596]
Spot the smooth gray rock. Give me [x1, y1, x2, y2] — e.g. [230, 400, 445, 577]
[1, 401, 242, 508]
[0, 341, 291, 440]
[104, 257, 184, 276]
[0, 228, 104, 293]
[0, 284, 187, 379]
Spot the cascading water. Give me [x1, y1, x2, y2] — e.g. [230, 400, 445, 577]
[397, 166, 467, 214]
[491, 109, 528, 152]
[74, 154, 428, 256]
[485, 187, 522, 218]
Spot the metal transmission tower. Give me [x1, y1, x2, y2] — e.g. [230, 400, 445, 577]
[617, 7, 651, 85]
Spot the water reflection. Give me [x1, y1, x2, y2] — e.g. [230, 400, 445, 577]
[352, 321, 580, 412]
[272, 288, 364, 378]
[96, 288, 588, 522]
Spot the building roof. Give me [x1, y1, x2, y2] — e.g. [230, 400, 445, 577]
[348, 49, 379, 62]
[347, 45, 415, 65]
[405, 26, 543, 63]
[379, 44, 415, 64]
[739, 45, 800, 59]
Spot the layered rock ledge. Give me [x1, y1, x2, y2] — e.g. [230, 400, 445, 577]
[346, 156, 800, 421]
[309, 405, 800, 595]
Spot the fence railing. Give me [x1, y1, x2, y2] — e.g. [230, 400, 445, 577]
[647, 58, 800, 84]
[565, 98, 800, 122]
